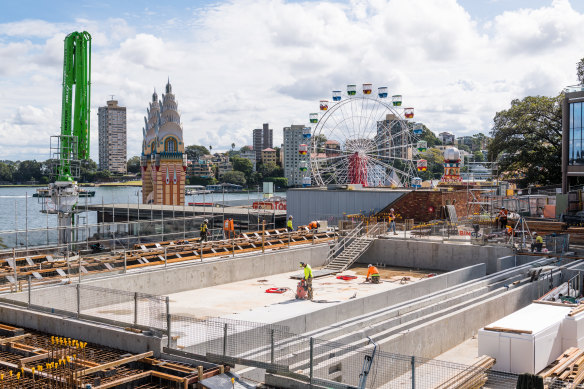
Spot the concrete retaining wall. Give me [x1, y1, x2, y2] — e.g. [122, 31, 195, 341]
[6, 243, 330, 307]
[362, 238, 513, 273]
[275, 263, 487, 333]
[0, 304, 163, 356]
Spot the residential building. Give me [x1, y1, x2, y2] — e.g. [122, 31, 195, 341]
[261, 148, 277, 165]
[456, 136, 474, 150]
[562, 85, 584, 193]
[439, 132, 455, 145]
[253, 123, 273, 163]
[212, 153, 233, 178]
[141, 80, 186, 205]
[187, 159, 214, 178]
[376, 114, 409, 159]
[240, 148, 256, 171]
[98, 99, 127, 174]
[283, 125, 309, 187]
[324, 140, 341, 158]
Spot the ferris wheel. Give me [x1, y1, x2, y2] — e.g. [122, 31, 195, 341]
[304, 83, 425, 188]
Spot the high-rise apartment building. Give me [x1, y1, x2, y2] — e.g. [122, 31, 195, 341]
[253, 123, 273, 163]
[376, 114, 410, 160]
[98, 99, 127, 174]
[283, 125, 309, 187]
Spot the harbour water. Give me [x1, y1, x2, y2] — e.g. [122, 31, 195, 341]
[0, 186, 285, 249]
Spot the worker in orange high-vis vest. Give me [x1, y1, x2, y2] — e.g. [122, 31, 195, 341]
[223, 218, 234, 239]
[308, 221, 320, 232]
[366, 264, 380, 284]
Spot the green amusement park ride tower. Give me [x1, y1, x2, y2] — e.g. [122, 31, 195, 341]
[44, 31, 92, 247]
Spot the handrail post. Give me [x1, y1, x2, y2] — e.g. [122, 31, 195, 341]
[134, 292, 139, 325]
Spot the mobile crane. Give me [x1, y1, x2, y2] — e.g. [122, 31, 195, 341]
[42, 31, 91, 247]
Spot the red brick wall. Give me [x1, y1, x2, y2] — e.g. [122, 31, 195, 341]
[377, 189, 476, 223]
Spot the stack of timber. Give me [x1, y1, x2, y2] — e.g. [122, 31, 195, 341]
[525, 219, 584, 244]
[540, 347, 584, 385]
[434, 355, 495, 389]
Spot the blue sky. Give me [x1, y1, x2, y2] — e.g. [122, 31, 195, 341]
[0, 0, 582, 161]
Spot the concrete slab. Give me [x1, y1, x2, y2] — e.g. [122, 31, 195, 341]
[168, 269, 427, 321]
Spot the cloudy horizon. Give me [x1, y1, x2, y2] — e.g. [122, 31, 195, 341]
[0, 0, 582, 161]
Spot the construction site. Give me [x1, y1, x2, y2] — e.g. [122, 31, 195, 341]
[3, 30, 584, 389]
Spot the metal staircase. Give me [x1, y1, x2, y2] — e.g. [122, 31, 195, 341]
[323, 221, 385, 273]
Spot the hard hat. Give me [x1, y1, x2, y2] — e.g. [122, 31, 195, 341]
[533, 232, 537, 235]
[204, 219, 208, 223]
[502, 207, 506, 209]
[390, 208, 394, 212]
[289, 215, 293, 219]
[300, 262, 305, 266]
[368, 264, 372, 268]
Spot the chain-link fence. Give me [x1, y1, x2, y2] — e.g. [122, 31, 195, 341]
[0, 282, 169, 332]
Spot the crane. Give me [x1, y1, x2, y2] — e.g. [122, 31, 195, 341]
[43, 31, 91, 247]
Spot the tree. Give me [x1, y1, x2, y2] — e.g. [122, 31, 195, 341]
[185, 145, 210, 161]
[263, 177, 288, 189]
[0, 162, 14, 182]
[240, 146, 252, 152]
[578, 57, 584, 85]
[231, 156, 253, 179]
[473, 151, 485, 163]
[127, 156, 141, 174]
[488, 93, 562, 186]
[458, 144, 471, 153]
[231, 143, 235, 151]
[222, 170, 246, 186]
[313, 134, 327, 153]
[418, 148, 444, 180]
[13, 160, 42, 183]
[79, 159, 98, 182]
[472, 133, 489, 152]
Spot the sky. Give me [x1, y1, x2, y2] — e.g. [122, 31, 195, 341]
[0, 0, 583, 162]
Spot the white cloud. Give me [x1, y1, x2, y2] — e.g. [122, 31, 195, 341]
[0, 0, 582, 161]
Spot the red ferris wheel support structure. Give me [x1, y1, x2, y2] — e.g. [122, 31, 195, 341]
[348, 152, 368, 186]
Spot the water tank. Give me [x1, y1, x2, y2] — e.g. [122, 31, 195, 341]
[444, 147, 460, 161]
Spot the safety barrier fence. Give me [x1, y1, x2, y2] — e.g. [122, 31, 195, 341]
[0, 282, 169, 333]
[166, 313, 527, 388]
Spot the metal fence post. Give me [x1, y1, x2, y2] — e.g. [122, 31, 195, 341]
[411, 355, 415, 389]
[270, 329, 275, 364]
[134, 292, 139, 325]
[166, 296, 171, 348]
[76, 283, 80, 319]
[164, 247, 168, 268]
[124, 251, 127, 273]
[223, 323, 228, 357]
[27, 276, 31, 308]
[309, 337, 314, 386]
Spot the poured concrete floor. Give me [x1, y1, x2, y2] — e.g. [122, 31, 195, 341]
[168, 267, 434, 321]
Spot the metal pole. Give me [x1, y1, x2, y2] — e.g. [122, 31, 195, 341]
[223, 323, 228, 356]
[167, 311, 172, 348]
[309, 337, 314, 386]
[165, 247, 168, 268]
[76, 283, 80, 318]
[270, 329, 275, 364]
[25, 192, 28, 255]
[124, 251, 127, 273]
[134, 292, 138, 325]
[411, 356, 415, 389]
[27, 275, 31, 308]
[262, 221, 265, 253]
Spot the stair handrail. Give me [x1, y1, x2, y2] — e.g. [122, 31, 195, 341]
[324, 221, 365, 266]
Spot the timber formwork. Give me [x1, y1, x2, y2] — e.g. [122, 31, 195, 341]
[0, 323, 226, 388]
[0, 228, 336, 291]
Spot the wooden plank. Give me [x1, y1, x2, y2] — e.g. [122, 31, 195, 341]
[483, 326, 532, 335]
[77, 351, 154, 377]
[0, 333, 30, 345]
[93, 370, 152, 389]
[151, 370, 186, 383]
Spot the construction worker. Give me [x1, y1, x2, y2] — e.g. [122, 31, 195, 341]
[200, 219, 209, 242]
[499, 207, 508, 229]
[308, 221, 320, 232]
[300, 262, 313, 300]
[287, 215, 294, 232]
[388, 208, 397, 235]
[505, 224, 513, 237]
[223, 218, 234, 239]
[531, 232, 544, 252]
[366, 264, 380, 284]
